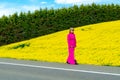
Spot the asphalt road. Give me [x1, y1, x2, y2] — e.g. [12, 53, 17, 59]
[0, 58, 119, 80]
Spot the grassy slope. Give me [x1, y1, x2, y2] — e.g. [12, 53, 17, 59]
[0, 20, 120, 66]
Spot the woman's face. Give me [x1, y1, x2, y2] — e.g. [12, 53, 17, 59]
[70, 29, 74, 33]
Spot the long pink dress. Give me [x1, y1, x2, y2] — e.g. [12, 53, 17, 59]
[67, 32, 77, 65]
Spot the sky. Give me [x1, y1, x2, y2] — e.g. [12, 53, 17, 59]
[0, 0, 120, 17]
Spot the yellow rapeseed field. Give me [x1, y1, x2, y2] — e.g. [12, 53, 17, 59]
[0, 20, 120, 66]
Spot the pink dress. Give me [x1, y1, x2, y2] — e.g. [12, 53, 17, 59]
[67, 33, 77, 65]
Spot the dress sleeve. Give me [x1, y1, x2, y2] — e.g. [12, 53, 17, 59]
[74, 34, 77, 47]
[67, 34, 70, 47]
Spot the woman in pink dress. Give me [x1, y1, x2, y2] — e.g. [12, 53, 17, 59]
[67, 27, 77, 65]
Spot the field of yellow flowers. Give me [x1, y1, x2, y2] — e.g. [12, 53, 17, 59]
[0, 20, 120, 66]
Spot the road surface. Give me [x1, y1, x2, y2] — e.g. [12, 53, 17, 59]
[0, 58, 120, 80]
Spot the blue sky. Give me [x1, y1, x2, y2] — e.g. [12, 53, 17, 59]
[0, 0, 120, 17]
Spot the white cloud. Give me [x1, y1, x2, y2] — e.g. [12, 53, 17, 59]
[0, 4, 40, 17]
[22, 5, 39, 11]
[0, 8, 20, 17]
[41, 2, 47, 4]
[55, 0, 101, 4]
[30, 0, 38, 2]
[0, 4, 20, 17]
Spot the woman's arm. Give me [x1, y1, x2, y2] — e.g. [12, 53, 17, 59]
[74, 34, 77, 47]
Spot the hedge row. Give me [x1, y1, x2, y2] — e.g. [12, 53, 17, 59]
[0, 3, 120, 46]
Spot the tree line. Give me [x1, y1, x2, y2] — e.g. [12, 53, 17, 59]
[0, 3, 120, 46]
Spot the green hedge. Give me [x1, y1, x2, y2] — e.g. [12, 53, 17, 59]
[0, 3, 120, 46]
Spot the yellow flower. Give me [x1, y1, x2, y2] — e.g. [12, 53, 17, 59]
[0, 20, 120, 66]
